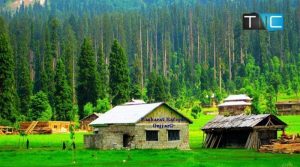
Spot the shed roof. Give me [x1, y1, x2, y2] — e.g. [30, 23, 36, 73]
[276, 101, 300, 105]
[223, 94, 251, 102]
[202, 114, 287, 130]
[80, 113, 103, 121]
[90, 102, 192, 126]
[218, 101, 252, 107]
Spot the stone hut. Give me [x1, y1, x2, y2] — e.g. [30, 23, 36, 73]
[202, 114, 287, 149]
[84, 102, 192, 150]
[218, 94, 252, 115]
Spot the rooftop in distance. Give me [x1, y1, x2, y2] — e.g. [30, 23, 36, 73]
[223, 94, 252, 102]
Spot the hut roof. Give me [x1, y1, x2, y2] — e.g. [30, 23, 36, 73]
[202, 114, 287, 130]
[90, 102, 192, 126]
[218, 101, 251, 107]
[276, 101, 300, 105]
[223, 94, 251, 102]
[80, 113, 103, 121]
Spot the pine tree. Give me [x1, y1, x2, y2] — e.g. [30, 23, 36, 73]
[0, 17, 19, 124]
[130, 54, 143, 99]
[109, 39, 130, 105]
[29, 91, 52, 121]
[62, 24, 77, 104]
[43, 26, 55, 108]
[17, 56, 32, 117]
[153, 75, 169, 102]
[96, 44, 108, 99]
[54, 59, 73, 121]
[77, 38, 98, 118]
[147, 72, 157, 102]
[13, 17, 32, 118]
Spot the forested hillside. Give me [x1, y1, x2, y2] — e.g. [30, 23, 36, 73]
[0, 0, 299, 125]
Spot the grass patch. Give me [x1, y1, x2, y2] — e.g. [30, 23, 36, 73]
[0, 115, 300, 167]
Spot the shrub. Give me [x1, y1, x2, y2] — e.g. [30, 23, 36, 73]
[191, 105, 202, 119]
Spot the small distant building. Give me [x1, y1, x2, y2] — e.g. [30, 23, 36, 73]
[218, 94, 252, 115]
[20, 121, 72, 134]
[124, 99, 146, 105]
[80, 113, 103, 131]
[0, 126, 15, 135]
[202, 114, 287, 149]
[84, 102, 192, 150]
[276, 101, 300, 115]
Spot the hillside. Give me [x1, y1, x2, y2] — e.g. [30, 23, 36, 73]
[0, 0, 299, 125]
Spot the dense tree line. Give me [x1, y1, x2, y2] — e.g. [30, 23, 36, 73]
[0, 0, 300, 125]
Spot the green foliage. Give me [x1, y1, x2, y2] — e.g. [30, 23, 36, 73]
[96, 45, 109, 99]
[130, 54, 143, 99]
[109, 39, 130, 105]
[54, 59, 73, 121]
[94, 98, 111, 113]
[83, 102, 94, 117]
[83, 98, 111, 117]
[29, 91, 52, 121]
[77, 38, 98, 118]
[170, 74, 180, 99]
[146, 72, 157, 102]
[69, 105, 80, 129]
[147, 72, 170, 102]
[266, 86, 277, 114]
[11, 16, 32, 118]
[0, 17, 19, 124]
[0, 1, 300, 124]
[191, 105, 202, 119]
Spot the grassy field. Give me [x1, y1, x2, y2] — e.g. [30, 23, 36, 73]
[0, 115, 300, 167]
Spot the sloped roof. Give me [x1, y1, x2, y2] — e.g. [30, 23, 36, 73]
[223, 94, 251, 102]
[80, 113, 102, 121]
[202, 114, 287, 130]
[90, 102, 192, 126]
[218, 101, 251, 107]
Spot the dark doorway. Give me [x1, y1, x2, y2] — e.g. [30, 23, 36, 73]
[123, 134, 130, 147]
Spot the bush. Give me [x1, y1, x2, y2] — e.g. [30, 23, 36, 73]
[83, 102, 94, 117]
[191, 105, 202, 119]
[83, 98, 111, 117]
[29, 91, 52, 121]
[94, 98, 111, 113]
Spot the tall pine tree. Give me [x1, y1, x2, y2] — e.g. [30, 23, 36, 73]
[0, 17, 19, 124]
[96, 44, 108, 99]
[130, 54, 143, 99]
[77, 38, 98, 118]
[109, 39, 130, 105]
[54, 59, 73, 120]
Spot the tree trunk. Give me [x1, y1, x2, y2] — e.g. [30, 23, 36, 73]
[214, 36, 216, 79]
[139, 18, 144, 91]
[197, 27, 200, 64]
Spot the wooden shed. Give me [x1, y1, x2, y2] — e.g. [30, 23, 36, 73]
[20, 121, 73, 134]
[80, 113, 102, 131]
[218, 94, 252, 115]
[202, 114, 287, 149]
[0, 126, 15, 135]
[276, 101, 300, 115]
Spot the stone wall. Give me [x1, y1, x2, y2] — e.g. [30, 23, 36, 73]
[219, 105, 250, 115]
[134, 123, 190, 149]
[83, 104, 191, 150]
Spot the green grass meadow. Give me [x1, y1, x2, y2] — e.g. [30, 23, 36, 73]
[0, 115, 300, 167]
